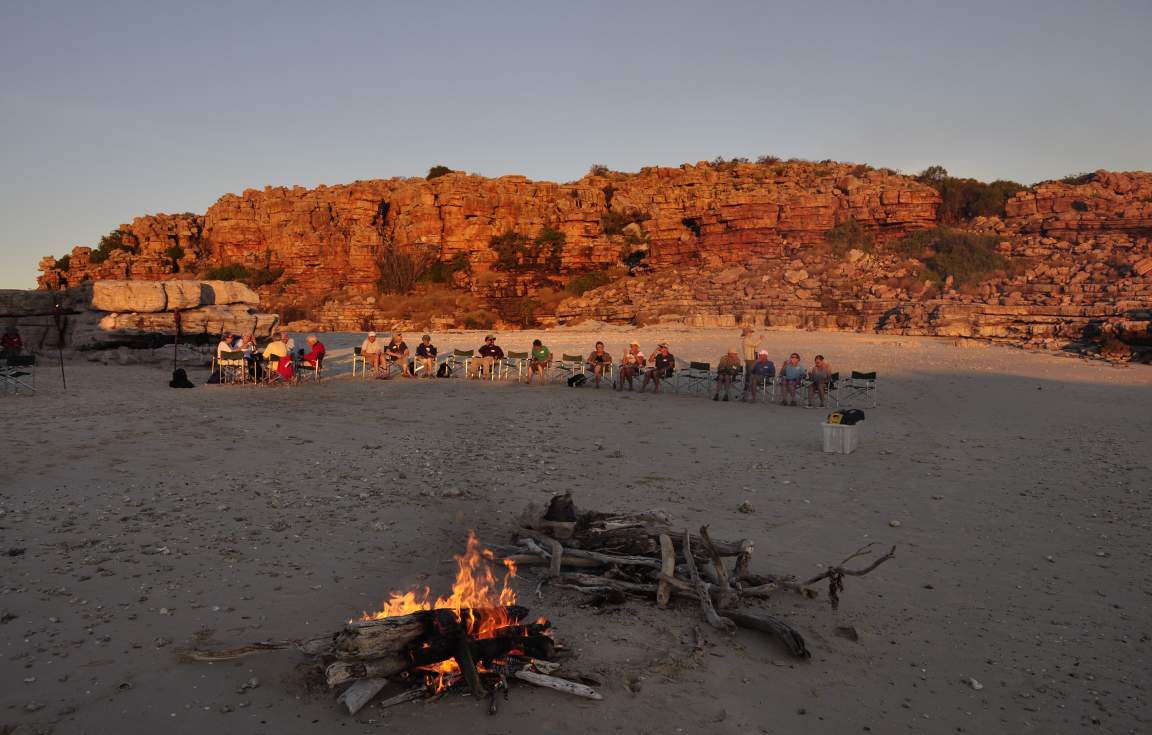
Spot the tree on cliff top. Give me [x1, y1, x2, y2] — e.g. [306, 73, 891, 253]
[916, 166, 1025, 223]
[88, 229, 136, 264]
[427, 165, 454, 180]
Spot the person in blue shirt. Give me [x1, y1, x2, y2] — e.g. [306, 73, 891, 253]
[745, 350, 776, 403]
[779, 352, 806, 406]
[415, 334, 438, 378]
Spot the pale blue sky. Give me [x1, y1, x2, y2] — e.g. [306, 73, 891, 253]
[2, 0, 1150, 288]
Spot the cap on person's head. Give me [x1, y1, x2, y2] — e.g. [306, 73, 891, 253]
[485, 335, 496, 342]
[629, 341, 640, 347]
[758, 350, 769, 357]
[368, 331, 376, 337]
[532, 339, 542, 346]
[658, 342, 668, 348]
[728, 347, 738, 354]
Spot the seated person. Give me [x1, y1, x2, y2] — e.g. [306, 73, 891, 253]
[527, 339, 551, 384]
[385, 333, 412, 377]
[808, 354, 832, 407]
[262, 335, 289, 360]
[747, 350, 776, 403]
[714, 348, 741, 401]
[281, 331, 296, 355]
[469, 335, 504, 378]
[586, 341, 612, 388]
[299, 334, 326, 368]
[415, 334, 438, 378]
[616, 342, 645, 391]
[360, 331, 384, 373]
[238, 333, 257, 358]
[1, 326, 23, 359]
[216, 332, 234, 359]
[779, 352, 806, 406]
[640, 342, 675, 394]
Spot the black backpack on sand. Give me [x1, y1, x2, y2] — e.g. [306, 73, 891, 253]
[567, 374, 587, 387]
[170, 368, 195, 389]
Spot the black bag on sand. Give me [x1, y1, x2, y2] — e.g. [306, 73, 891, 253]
[170, 368, 195, 388]
[437, 362, 452, 378]
[567, 374, 587, 387]
[839, 409, 865, 425]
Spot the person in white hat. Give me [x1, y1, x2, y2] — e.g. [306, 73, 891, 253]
[361, 331, 384, 373]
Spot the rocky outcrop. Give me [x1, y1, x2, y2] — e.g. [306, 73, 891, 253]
[30, 162, 1152, 359]
[37, 160, 937, 318]
[1, 280, 277, 352]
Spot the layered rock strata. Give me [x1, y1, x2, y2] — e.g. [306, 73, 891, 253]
[1, 280, 277, 352]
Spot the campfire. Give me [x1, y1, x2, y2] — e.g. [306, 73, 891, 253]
[181, 493, 894, 717]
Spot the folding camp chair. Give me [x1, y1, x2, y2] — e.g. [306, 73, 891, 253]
[838, 370, 877, 408]
[550, 354, 584, 384]
[351, 347, 369, 378]
[217, 351, 248, 384]
[500, 351, 529, 382]
[297, 354, 324, 383]
[675, 361, 712, 395]
[1, 355, 36, 394]
[446, 349, 473, 378]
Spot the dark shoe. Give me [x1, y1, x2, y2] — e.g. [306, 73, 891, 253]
[713, 395, 719, 401]
[723, 395, 729, 402]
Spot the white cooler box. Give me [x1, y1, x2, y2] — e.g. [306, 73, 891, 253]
[822, 421, 863, 454]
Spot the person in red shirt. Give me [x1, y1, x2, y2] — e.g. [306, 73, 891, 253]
[1, 327, 22, 359]
[299, 334, 326, 367]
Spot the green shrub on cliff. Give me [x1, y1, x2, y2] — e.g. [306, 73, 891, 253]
[427, 165, 454, 180]
[490, 227, 566, 272]
[601, 209, 650, 236]
[566, 269, 612, 295]
[916, 166, 1025, 223]
[824, 218, 875, 255]
[420, 252, 471, 284]
[891, 228, 1006, 286]
[88, 229, 136, 264]
[202, 263, 284, 287]
[55, 254, 71, 271]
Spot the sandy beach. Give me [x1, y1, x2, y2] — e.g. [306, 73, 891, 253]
[2, 327, 1151, 735]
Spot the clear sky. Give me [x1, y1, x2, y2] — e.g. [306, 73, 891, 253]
[1, 0, 1150, 289]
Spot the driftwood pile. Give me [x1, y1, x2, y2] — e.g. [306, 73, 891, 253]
[493, 493, 896, 658]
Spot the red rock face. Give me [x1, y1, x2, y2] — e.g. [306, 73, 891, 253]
[38, 160, 937, 301]
[33, 163, 1152, 356]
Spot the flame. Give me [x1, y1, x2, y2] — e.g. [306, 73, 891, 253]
[358, 531, 519, 692]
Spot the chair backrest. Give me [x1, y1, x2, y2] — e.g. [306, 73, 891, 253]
[354, 346, 362, 356]
[506, 351, 529, 360]
[7, 355, 35, 367]
[561, 354, 583, 362]
[851, 371, 877, 380]
[453, 349, 474, 358]
[220, 351, 244, 361]
[689, 361, 711, 372]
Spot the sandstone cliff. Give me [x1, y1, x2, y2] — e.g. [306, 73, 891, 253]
[34, 161, 1152, 359]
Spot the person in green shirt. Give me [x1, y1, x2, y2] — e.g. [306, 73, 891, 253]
[527, 339, 552, 384]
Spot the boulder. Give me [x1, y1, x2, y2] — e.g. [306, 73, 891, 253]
[90, 280, 168, 313]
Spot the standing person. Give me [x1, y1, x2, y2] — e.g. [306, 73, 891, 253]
[1, 326, 23, 359]
[807, 354, 832, 408]
[586, 341, 612, 388]
[714, 348, 742, 401]
[415, 334, 438, 378]
[640, 342, 675, 394]
[747, 350, 776, 403]
[385, 333, 412, 377]
[779, 352, 805, 406]
[469, 335, 504, 379]
[360, 331, 384, 374]
[615, 341, 645, 391]
[527, 339, 551, 384]
[740, 326, 760, 400]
